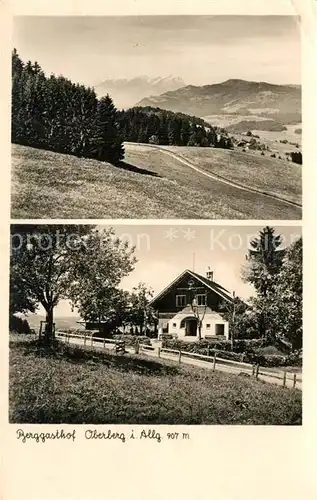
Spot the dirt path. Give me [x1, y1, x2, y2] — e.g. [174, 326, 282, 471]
[60, 336, 301, 391]
[129, 142, 301, 211]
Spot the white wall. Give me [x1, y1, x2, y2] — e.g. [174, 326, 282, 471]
[167, 313, 229, 340]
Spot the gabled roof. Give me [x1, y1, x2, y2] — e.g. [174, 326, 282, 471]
[150, 269, 233, 305]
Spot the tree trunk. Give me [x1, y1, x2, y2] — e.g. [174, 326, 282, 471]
[44, 305, 54, 344]
[198, 321, 202, 341]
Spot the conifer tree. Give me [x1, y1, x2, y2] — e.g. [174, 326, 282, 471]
[90, 94, 124, 163]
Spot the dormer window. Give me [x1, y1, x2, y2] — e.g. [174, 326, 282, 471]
[176, 294, 186, 307]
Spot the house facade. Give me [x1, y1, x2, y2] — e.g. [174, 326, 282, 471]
[150, 268, 233, 341]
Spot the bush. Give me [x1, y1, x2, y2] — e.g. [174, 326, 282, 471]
[9, 315, 31, 334]
[113, 334, 152, 346]
[162, 339, 231, 352]
[161, 338, 301, 367]
[243, 351, 301, 368]
[162, 339, 244, 361]
[233, 339, 266, 352]
[291, 151, 302, 165]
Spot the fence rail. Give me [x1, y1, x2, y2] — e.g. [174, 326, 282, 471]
[140, 343, 301, 388]
[55, 331, 301, 389]
[56, 330, 125, 353]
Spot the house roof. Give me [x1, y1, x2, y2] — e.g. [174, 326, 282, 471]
[150, 269, 233, 305]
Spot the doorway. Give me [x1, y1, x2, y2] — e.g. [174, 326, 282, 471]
[185, 317, 198, 336]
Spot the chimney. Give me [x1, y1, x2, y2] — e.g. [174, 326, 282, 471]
[206, 266, 214, 281]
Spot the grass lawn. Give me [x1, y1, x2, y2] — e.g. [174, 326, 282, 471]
[11, 143, 301, 219]
[161, 145, 302, 206]
[9, 336, 302, 425]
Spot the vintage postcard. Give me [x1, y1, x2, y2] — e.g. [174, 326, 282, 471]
[1, 0, 316, 499]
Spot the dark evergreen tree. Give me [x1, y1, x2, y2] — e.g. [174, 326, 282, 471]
[243, 226, 285, 342]
[11, 50, 121, 162]
[90, 95, 124, 163]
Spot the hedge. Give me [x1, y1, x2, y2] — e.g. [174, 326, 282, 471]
[113, 334, 152, 346]
[162, 339, 301, 367]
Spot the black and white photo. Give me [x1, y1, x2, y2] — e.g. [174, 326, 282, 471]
[9, 224, 302, 425]
[11, 15, 302, 219]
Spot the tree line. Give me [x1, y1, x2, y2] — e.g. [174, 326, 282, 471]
[12, 49, 124, 163]
[10, 225, 302, 352]
[223, 227, 302, 351]
[12, 49, 233, 161]
[116, 107, 234, 148]
[10, 225, 156, 342]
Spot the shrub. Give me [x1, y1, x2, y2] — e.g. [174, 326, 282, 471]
[291, 151, 302, 165]
[243, 352, 301, 368]
[161, 339, 245, 361]
[9, 315, 31, 334]
[161, 338, 301, 367]
[113, 334, 152, 346]
[162, 339, 231, 352]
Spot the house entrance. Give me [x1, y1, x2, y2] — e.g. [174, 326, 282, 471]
[184, 317, 198, 336]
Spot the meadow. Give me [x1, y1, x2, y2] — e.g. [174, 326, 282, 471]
[9, 335, 302, 425]
[11, 143, 301, 219]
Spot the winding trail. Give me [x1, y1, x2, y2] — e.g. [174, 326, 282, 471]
[128, 142, 302, 210]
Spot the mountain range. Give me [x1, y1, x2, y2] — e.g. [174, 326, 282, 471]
[136, 79, 301, 131]
[94, 75, 186, 109]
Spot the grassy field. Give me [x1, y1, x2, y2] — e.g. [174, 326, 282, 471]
[24, 314, 83, 332]
[9, 336, 302, 425]
[11, 143, 301, 219]
[160, 145, 302, 205]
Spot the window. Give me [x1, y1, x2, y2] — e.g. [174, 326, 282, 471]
[215, 324, 225, 336]
[172, 323, 177, 328]
[176, 295, 186, 307]
[206, 324, 211, 329]
[195, 294, 207, 306]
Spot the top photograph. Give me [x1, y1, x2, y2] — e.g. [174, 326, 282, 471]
[11, 15, 302, 220]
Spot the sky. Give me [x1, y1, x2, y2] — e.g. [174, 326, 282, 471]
[30, 224, 302, 318]
[13, 15, 301, 87]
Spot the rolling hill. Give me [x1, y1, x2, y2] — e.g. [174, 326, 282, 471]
[11, 143, 301, 220]
[24, 314, 83, 332]
[136, 79, 301, 131]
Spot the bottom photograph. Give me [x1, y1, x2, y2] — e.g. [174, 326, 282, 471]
[9, 223, 302, 425]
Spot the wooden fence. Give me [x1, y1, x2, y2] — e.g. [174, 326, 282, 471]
[138, 343, 301, 389]
[56, 331, 125, 354]
[55, 331, 301, 389]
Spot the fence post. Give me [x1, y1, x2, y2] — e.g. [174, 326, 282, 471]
[213, 353, 217, 372]
[84, 332, 86, 347]
[135, 340, 139, 355]
[252, 365, 255, 377]
[255, 364, 259, 379]
[293, 373, 297, 388]
[67, 333, 70, 345]
[157, 347, 161, 358]
[103, 337, 106, 349]
[178, 350, 182, 364]
[283, 371, 287, 387]
[91, 334, 93, 347]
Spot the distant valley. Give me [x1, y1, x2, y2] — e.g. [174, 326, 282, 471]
[136, 79, 301, 133]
